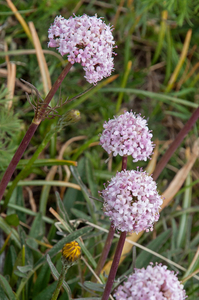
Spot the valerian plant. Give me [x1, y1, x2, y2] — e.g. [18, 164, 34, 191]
[1, 9, 199, 300]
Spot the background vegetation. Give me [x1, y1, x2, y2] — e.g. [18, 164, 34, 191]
[0, 0, 199, 299]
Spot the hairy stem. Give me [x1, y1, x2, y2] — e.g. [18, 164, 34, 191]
[153, 106, 199, 181]
[51, 267, 66, 300]
[0, 62, 72, 203]
[101, 232, 127, 300]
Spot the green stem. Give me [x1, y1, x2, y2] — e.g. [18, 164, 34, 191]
[0, 63, 72, 204]
[51, 266, 67, 300]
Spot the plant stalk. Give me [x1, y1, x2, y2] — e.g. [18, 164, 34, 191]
[0, 62, 72, 202]
[100, 156, 128, 298]
[153, 105, 199, 181]
[101, 231, 127, 300]
[2, 126, 57, 211]
[51, 266, 67, 300]
[94, 222, 115, 278]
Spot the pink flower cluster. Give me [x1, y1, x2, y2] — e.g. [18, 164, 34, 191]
[99, 111, 154, 162]
[48, 14, 115, 84]
[114, 264, 187, 300]
[101, 170, 162, 233]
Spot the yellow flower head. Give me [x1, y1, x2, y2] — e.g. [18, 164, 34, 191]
[62, 241, 81, 267]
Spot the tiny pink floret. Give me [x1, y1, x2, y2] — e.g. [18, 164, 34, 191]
[48, 14, 116, 84]
[99, 111, 154, 162]
[114, 263, 187, 300]
[101, 170, 163, 233]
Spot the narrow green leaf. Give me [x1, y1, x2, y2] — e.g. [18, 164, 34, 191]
[72, 136, 99, 161]
[0, 217, 20, 249]
[32, 282, 57, 300]
[71, 208, 92, 222]
[136, 230, 171, 268]
[63, 158, 85, 218]
[15, 159, 77, 170]
[101, 87, 198, 108]
[0, 274, 16, 300]
[85, 157, 98, 199]
[83, 281, 104, 292]
[177, 173, 192, 248]
[17, 265, 33, 273]
[55, 191, 71, 225]
[3, 246, 17, 279]
[0, 284, 9, 300]
[5, 214, 19, 227]
[70, 166, 97, 223]
[46, 255, 71, 296]
[32, 262, 51, 297]
[29, 213, 45, 240]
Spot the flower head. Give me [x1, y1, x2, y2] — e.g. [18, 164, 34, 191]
[100, 111, 154, 162]
[62, 241, 81, 268]
[48, 14, 115, 84]
[114, 264, 187, 300]
[101, 170, 162, 233]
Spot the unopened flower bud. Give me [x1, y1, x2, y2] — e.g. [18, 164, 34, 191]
[61, 241, 81, 269]
[57, 109, 81, 130]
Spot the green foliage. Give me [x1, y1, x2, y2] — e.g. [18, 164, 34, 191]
[0, 87, 21, 171]
[1, 0, 199, 299]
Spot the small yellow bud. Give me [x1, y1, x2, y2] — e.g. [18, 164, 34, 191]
[62, 241, 81, 268]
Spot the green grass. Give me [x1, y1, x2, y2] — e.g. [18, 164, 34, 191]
[0, 0, 199, 299]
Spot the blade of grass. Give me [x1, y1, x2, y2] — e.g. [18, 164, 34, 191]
[0, 217, 21, 248]
[101, 87, 198, 108]
[7, 180, 81, 189]
[13, 159, 77, 169]
[116, 60, 132, 112]
[152, 10, 168, 64]
[165, 29, 192, 92]
[177, 169, 192, 248]
[29, 21, 52, 94]
[70, 166, 97, 224]
[0, 49, 65, 66]
[6, 0, 33, 44]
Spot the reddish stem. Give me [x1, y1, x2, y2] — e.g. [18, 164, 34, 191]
[0, 122, 38, 202]
[153, 106, 199, 181]
[0, 63, 72, 203]
[38, 62, 72, 120]
[122, 155, 127, 170]
[95, 223, 115, 278]
[101, 232, 127, 300]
